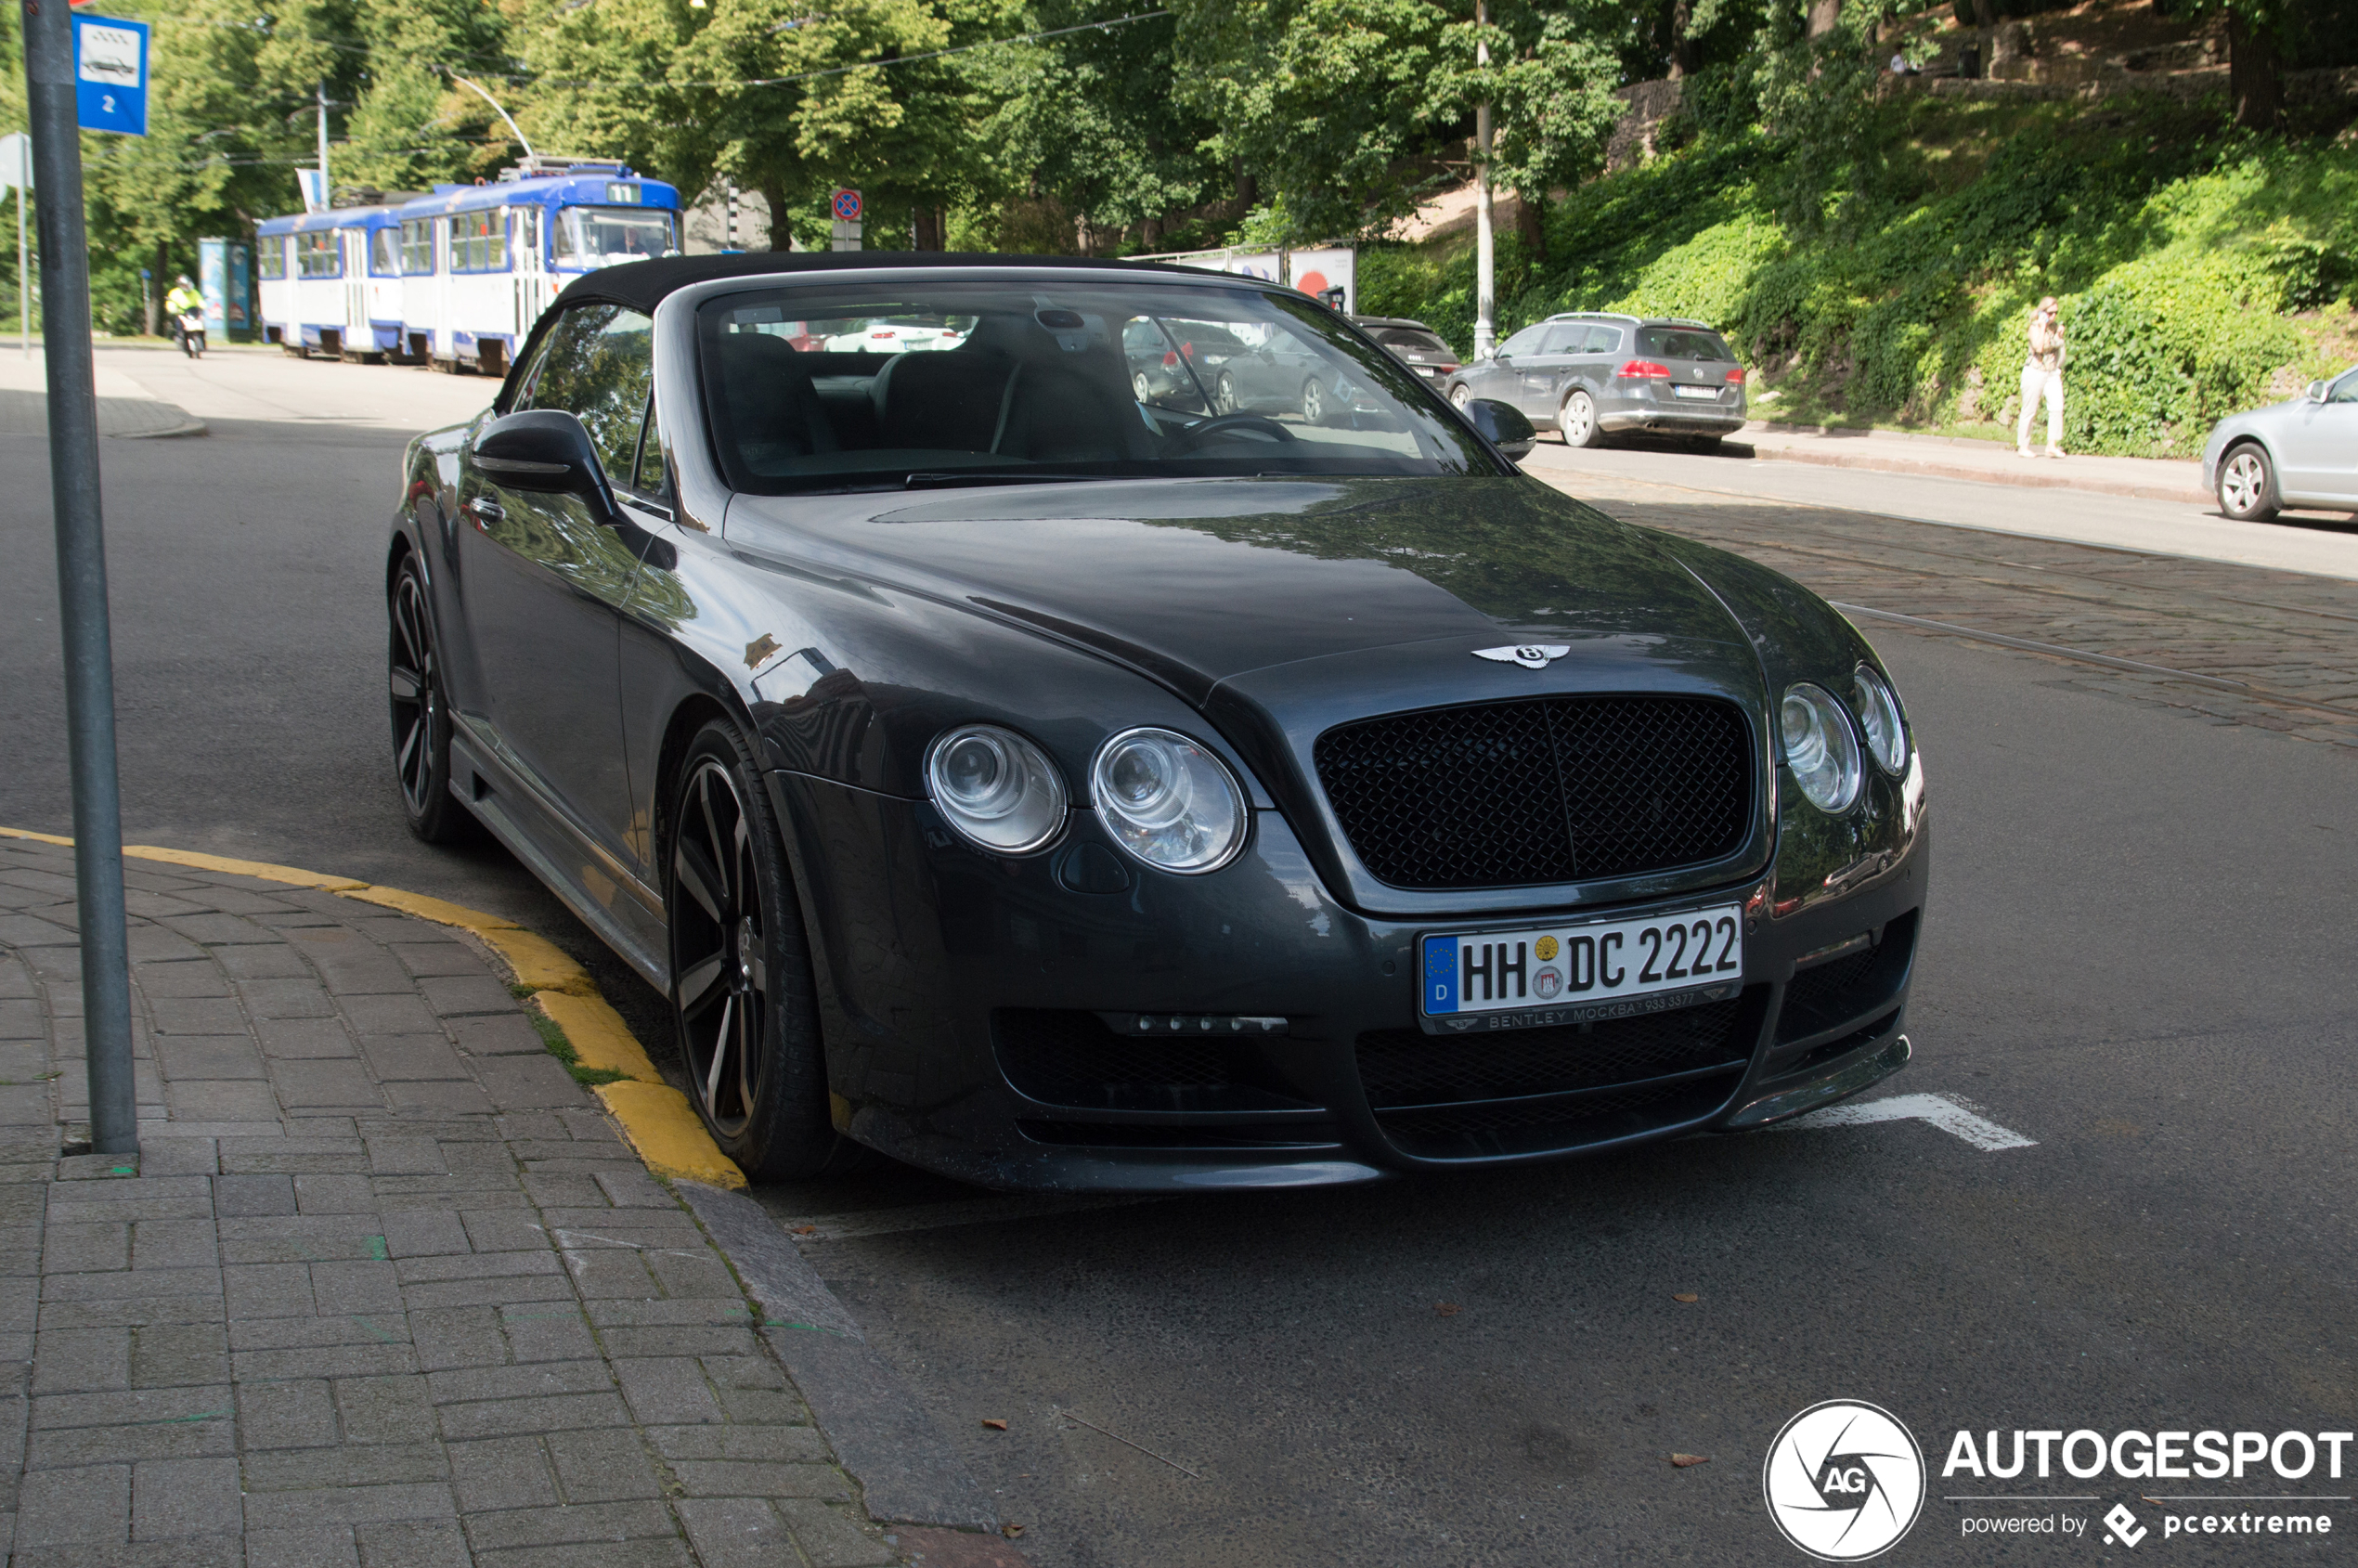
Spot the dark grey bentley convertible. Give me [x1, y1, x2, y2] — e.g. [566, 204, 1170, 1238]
[387, 253, 1929, 1189]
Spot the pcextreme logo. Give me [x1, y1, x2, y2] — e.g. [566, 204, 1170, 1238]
[1763, 1400, 1928, 1562]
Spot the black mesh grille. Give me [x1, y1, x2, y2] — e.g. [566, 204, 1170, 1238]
[1783, 948, 1880, 1017]
[1314, 696, 1753, 888]
[1375, 1078, 1733, 1160]
[993, 1010, 1312, 1112]
[1356, 999, 1750, 1108]
[1775, 912, 1918, 1044]
[1017, 1119, 1341, 1149]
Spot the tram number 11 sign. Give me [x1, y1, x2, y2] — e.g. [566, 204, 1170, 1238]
[73, 14, 150, 136]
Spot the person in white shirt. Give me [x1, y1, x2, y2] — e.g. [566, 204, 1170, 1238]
[2017, 296, 2066, 459]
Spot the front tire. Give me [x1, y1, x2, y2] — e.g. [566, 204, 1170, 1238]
[1133, 370, 1153, 403]
[1448, 382, 1472, 411]
[1214, 370, 1238, 414]
[666, 720, 849, 1182]
[388, 556, 469, 844]
[2217, 443, 2279, 522]
[1301, 378, 1328, 426]
[1561, 388, 1604, 448]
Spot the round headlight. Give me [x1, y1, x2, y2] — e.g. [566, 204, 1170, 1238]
[926, 725, 1067, 854]
[1852, 664, 1909, 775]
[1090, 728, 1248, 874]
[1781, 683, 1862, 814]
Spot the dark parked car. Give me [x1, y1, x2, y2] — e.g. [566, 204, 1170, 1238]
[1351, 315, 1462, 386]
[1445, 312, 1748, 447]
[1121, 317, 1250, 409]
[387, 253, 1927, 1191]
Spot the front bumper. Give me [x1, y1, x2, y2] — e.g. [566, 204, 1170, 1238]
[775, 761, 1930, 1193]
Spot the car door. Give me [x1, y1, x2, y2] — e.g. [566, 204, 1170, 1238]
[2274, 367, 2358, 502]
[1476, 323, 1547, 410]
[1570, 324, 1624, 417]
[454, 303, 655, 862]
[1513, 323, 1585, 419]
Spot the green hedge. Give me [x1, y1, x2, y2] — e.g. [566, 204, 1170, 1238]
[1362, 100, 2356, 457]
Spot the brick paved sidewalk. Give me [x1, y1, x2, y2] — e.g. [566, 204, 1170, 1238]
[0, 835, 915, 1567]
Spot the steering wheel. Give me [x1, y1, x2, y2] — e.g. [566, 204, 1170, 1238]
[1170, 413, 1298, 452]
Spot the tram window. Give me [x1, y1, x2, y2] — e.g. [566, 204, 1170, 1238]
[452, 210, 509, 273]
[512, 304, 654, 481]
[552, 207, 676, 268]
[400, 220, 434, 276]
[371, 228, 399, 277]
[258, 238, 286, 281]
[295, 232, 339, 279]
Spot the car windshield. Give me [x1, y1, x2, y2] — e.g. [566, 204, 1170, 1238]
[552, 206, 676, 269]
[1637, 327, 1734, 361]
[1373, 328, 1452, 356]
[699, 280, 1499, 494]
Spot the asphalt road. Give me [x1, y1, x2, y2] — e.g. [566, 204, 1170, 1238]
[5, 350, 2354, 1565]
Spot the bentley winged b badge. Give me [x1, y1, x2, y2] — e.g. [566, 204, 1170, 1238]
[1474, 644, 1573, 670]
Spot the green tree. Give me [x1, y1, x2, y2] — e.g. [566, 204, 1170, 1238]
[1173, 0, 1459, 246]
[970, 3, 1223, 253]
[1430, 1, 1624, 262]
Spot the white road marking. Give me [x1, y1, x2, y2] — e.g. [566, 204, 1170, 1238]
[1775, 1091, 2036, 1151]
[775, 1193, 1168, 1243]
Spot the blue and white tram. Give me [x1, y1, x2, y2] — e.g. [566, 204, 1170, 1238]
[394, 161, 680, 375]
[253, 204, 407, 359]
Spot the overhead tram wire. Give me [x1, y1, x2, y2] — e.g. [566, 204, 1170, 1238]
[490, 8, 1172, 91]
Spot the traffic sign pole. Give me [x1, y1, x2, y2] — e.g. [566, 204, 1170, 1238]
[24, 0, 139, 1159]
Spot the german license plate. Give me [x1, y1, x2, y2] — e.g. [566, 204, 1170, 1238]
[1673, 384, 1718, 400]
[1419, 904, 1743, 1034]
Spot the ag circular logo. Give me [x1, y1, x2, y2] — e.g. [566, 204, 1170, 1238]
[1762, 1400, 1925, 1561]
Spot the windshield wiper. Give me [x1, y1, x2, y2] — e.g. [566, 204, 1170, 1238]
[901, 471, 1135, 490]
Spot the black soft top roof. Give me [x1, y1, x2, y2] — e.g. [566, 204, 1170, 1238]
[548, 249, 1233, 317]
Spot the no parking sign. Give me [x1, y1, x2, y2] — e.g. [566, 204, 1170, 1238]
[831, 188, 862, 223]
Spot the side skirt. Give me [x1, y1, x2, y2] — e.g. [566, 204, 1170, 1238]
[448, 722, 671, 993]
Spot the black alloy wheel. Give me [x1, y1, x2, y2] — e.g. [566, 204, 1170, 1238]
[665, 720, 848, 1180]
[388, 557, 468, 844]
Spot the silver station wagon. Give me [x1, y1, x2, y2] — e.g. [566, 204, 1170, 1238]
[1445, 313, 1749, 448]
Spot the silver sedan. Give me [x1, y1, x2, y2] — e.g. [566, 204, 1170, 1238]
[2202, 365, 2358, 521]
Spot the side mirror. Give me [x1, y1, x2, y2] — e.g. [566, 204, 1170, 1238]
[475, 409, 611, 505]
[1462, 396, 1536, 460]
[2307, 380, 2328, 403]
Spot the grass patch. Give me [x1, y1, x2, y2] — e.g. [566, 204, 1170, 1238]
[1360, 95, 2358, 457]
[530, 1007, 630, 1087]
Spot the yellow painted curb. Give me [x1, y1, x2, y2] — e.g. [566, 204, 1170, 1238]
[126, 845, 367, 891]
[595, 1080, 748, 1188]
[479, 928, 601, 998]
[4, 823, 745, 1190]
[340, 884, 520, 930]
[531, 991, 662, 1083]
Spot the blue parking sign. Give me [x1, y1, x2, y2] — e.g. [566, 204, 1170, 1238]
[74, 15, 149, 137]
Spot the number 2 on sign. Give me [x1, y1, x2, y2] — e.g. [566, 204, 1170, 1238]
[102, 95, 116, 112]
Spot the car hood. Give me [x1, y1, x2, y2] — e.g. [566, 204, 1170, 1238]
[722, 475, 1754, 705]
